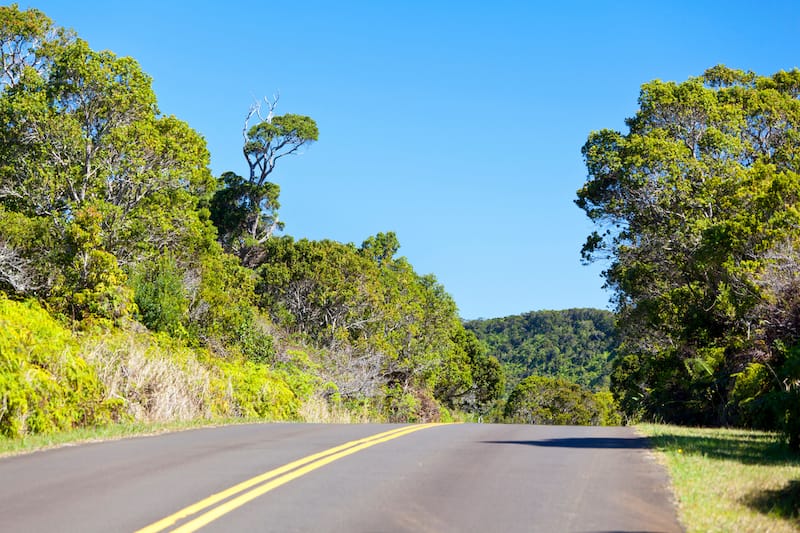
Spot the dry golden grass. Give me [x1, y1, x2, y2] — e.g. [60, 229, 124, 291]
[83, 334, 215, 422]
[297, 394, 376, 424]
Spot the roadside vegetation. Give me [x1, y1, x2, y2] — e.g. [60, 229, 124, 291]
[575, 66, 800, 529]
[0, 418, 269, 457]
[503, 375, 620, 426]
[578, 65, 800, 446]
[6, 19, 800, 533]
[639, 424, 800, 532]
[0, 5, 508, 442]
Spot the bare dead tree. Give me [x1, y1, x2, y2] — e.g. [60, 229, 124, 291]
[0, 241, 38, 293]
[755, 241, 800, 351]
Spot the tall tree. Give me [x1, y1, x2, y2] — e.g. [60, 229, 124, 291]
[210, 97, 318, 266]
[576, 65, 800, 428]
[0, 5, 215, 319]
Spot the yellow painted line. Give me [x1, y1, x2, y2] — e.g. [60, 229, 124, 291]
[136, 424, 424, 533]
[136, 424, 438, 533]
[171, 423, 437, 532]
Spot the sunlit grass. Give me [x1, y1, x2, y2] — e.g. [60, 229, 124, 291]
[638, 424, 800, 532]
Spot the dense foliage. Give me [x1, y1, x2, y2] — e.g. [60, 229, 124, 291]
[209, 100, 318, 267]
[256, 233, 505, 420]
[0, 294, 124, 437]
[0, 4, 217, 325]
[503, 375, 620, 425]
[465, 309, 618, 392]
[0, 6, 505, 437]
[577, 65, 800, 444]
[0, 293, 309, 437]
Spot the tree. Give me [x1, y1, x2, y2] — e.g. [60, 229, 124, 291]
[436, 327, 505, 413]
[130, 254, 188, 337]
[0, 5, 216, 320]
[254, 233, 498, 419]
[360, 231, 400, 266]
[0, 4, 68, 91]
[504, 375, 601, 425]
[576, 65, 800, 431]
[210, 97, 318, 266]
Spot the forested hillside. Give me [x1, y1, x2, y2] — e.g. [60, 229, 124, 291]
[0, 6, 504, 438]
[464, 309, 618, 391]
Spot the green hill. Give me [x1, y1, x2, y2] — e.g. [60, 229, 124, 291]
[465, 308, 618, 391]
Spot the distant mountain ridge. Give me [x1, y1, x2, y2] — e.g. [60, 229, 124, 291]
[464, 308, 618, 391]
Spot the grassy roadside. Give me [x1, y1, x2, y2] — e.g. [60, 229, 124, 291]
[0, 396, 389, 458]
[637, 424, 800, 532]
[0, 418, 276, 458]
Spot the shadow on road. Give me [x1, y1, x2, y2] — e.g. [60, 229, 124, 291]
[481, 437, 650, 449]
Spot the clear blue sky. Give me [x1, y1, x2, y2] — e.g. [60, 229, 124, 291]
[22, 1, 799, 319]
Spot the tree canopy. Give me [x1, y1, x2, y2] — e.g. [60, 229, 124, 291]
[0, 5, 505, 435]
[503, 375, 619, 426]
[256, 233, 504, 418]
[576, 65, 800, 443]
[0, 4, 215, 321]
[210, 98, 318, 267]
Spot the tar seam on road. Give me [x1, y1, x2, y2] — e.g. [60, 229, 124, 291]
[135, 423, 441, 533]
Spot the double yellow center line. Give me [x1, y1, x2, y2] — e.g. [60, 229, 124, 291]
[136, 423, 439, 532]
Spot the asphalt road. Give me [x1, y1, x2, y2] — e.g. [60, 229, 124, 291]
[0, 423, 682, 532]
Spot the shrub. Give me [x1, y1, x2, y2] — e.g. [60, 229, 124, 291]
[217, 360, 300, 420]
[594, 390, 623, 426]
[383, 384, 442, 423]
[504, 375, 601, 425]
[130, 255, 189, 337]
[0, 294, 124, 438]
[84, 330, 300, 423]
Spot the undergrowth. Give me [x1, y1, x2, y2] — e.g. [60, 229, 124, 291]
[0, 295, 316, 439]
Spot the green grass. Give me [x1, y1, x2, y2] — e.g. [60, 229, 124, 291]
[0, 417, 274, 457]
[638, 424, 800, 532]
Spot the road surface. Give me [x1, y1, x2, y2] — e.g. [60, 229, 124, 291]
[0, 423, 682, 532]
